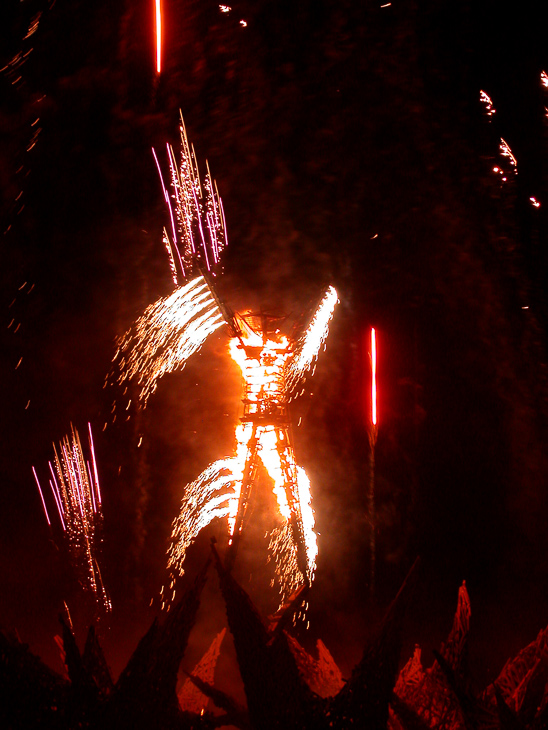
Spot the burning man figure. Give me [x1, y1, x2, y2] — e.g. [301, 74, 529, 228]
[113, 116, 338, 599]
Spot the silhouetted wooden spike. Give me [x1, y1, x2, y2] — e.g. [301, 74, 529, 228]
[115, 617, 160, 694]
[59, 614, 83, 686]
[212, 542, 322, 729]
[482, 624, 548, 724]
[82, 625, 114, 694]
[211, 541, 270, 646]
[328, 558, 420, 728]
[491, 626, 548, 703]
[156, 557, 211, 698]
[0, 629, 67, 727]
[108, 563, 209, 729]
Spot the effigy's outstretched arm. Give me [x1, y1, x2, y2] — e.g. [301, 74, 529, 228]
[284, 286, 338, 396]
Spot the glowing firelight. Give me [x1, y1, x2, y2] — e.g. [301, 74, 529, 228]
[168, 299, 337, 601]
[371, 327, 377, 426]
[32, 424, 111, 612]
[155, 0, 162, 74]
[116, 119, 338, 601]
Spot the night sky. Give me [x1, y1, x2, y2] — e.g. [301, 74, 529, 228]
[2, 0, 548, 695]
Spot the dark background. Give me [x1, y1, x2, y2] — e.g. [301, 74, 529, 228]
[1, 0, 548, 698]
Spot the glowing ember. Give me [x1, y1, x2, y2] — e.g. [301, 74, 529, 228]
[371, 327, 377, 426]
[155, 0, 162, 74]
[32, 424, 111, 612]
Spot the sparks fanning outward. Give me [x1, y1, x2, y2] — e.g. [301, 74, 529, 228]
[114, 118, 338, 599]
[32, 424, 111, 613]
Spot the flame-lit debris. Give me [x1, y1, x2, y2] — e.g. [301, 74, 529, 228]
[390, 582, 477, 729]
[285, 635, 344, 698]
[179, 629, 226, 714]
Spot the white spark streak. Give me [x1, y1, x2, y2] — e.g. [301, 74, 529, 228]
[34, 425, 110, 612]
[168, 458, 243, 576]
[157, 116, 227, 281]
[113, 276, 224, 404]
[285, 286, 338, 394]
[500, 138, 517, 170]
[479, 90, 496, 116]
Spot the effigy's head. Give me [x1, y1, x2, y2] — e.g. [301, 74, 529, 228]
[230, 312, 291, 381]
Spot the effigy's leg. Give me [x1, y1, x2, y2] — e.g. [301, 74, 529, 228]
[225, 425, 260, 572]
[259, 427, 313, 586]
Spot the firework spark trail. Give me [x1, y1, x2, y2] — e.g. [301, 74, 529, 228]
[168, 458, 243, 577]
[500, 138, 517, 171]
[284, 286, 339, 395]
[155, 115, 227, 284]
[112, 276, 225, 404]
[33, 425, 111, 612]
[479, 90, 496, 117]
